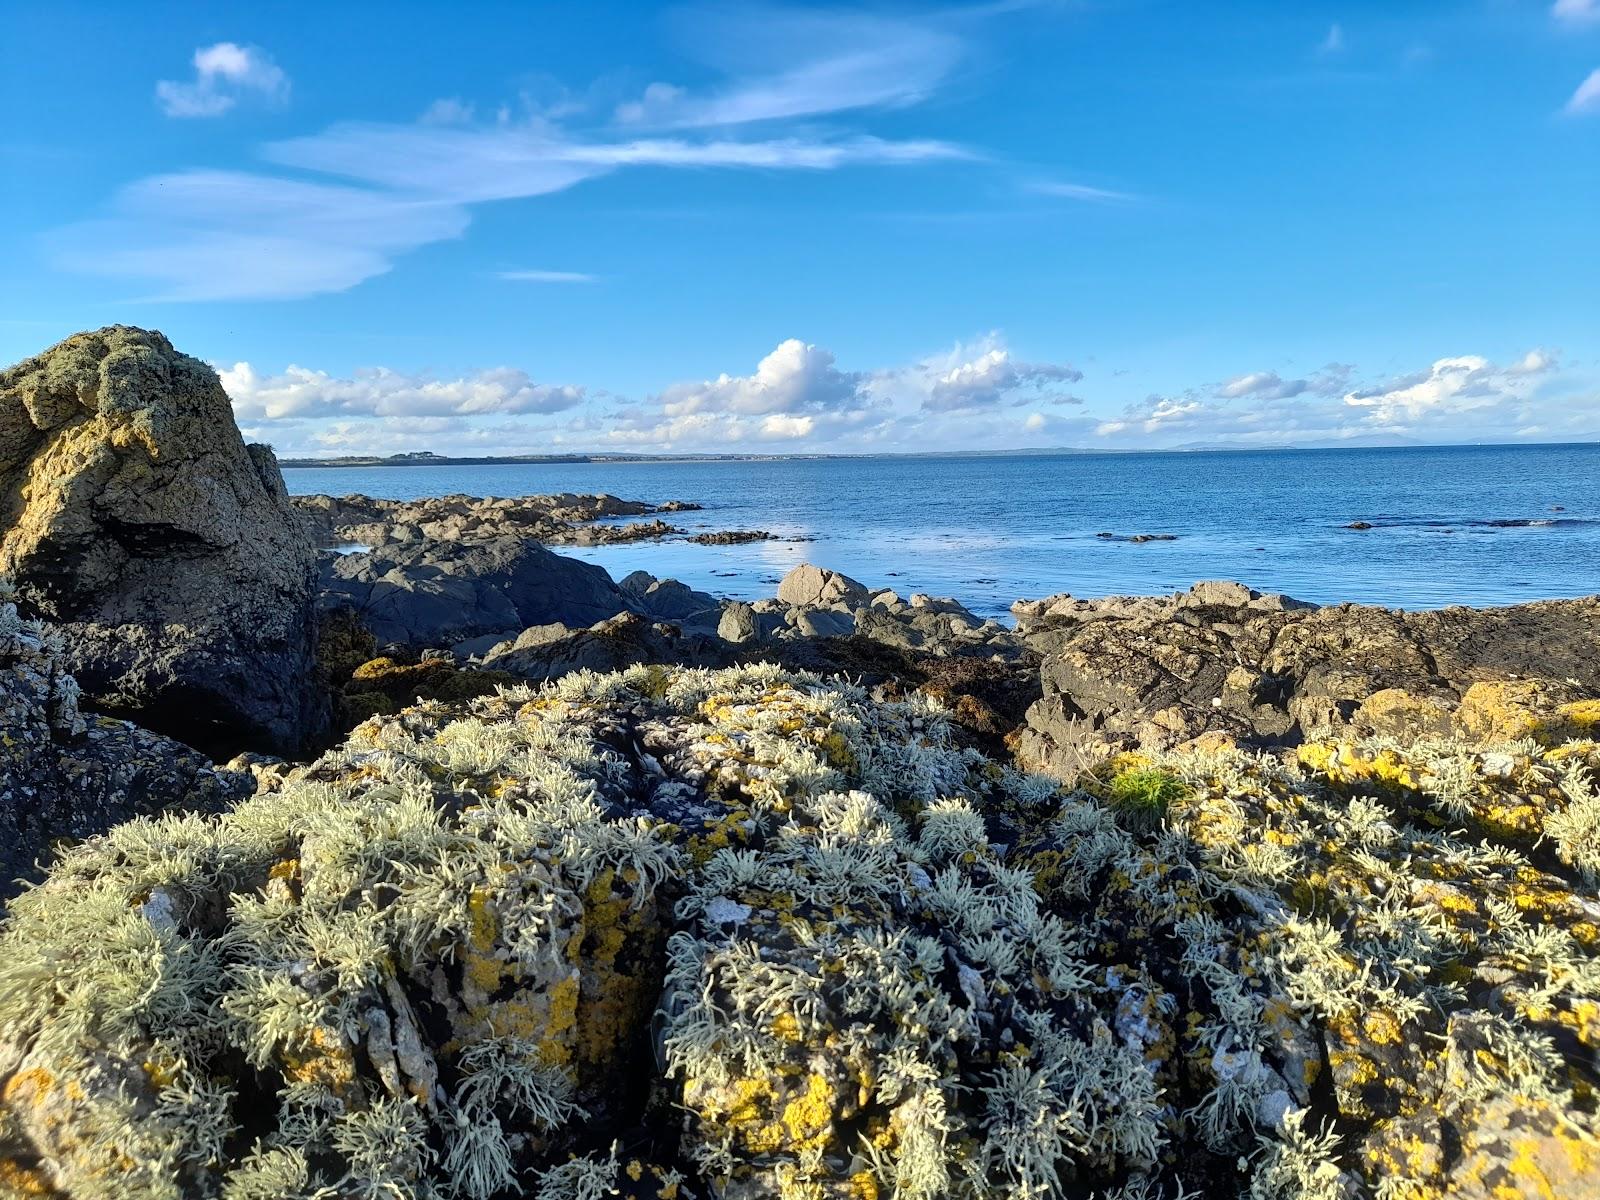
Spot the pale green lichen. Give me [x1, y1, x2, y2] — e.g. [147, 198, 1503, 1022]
[1, 663, 1597, 1199]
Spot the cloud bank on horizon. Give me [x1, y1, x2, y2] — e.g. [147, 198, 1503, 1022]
[4, 1, 1597, 455]
[225, 336, 1593, 459]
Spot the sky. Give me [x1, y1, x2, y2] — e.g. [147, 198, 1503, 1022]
[2, 0, 1598, 457]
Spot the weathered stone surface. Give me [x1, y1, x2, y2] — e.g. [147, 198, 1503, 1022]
[1017, 582, 1600, 777]
[775, 562, 869, 610]
[480, 611, 720, 681]
[318, 536, 632, 646]
[0, 327, 325, 753]
[0, 593, 249, 898]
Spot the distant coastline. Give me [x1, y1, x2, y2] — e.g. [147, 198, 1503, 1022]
[275, 439, 1595, 469]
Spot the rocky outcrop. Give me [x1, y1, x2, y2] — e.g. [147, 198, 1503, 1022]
[0, 590, 250, 898]
[2, 663, 1595, 1198]
[317, 536, 632, 647]
[1017, 581, 1600, 777]
[295, 491, 695, 548]
[0, 327, 325, 754]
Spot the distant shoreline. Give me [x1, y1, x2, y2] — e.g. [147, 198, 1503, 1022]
[277, 440, 1598, 469]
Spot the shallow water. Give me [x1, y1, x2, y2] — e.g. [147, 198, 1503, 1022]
[283, 444, 1600, 620]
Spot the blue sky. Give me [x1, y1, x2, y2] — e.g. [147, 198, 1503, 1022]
[2, 0, 1597, 456]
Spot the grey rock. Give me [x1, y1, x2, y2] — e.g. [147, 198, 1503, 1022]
[319, 536, 630, 646]
[777, 563, 869, 610]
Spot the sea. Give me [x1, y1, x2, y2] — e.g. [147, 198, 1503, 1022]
[282, 443, 1600, 622]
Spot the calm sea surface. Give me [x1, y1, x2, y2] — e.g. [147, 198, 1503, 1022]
[283, 444, 1600, 621]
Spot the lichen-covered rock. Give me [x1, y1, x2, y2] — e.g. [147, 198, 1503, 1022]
[0, 326, 326, 754]
[0, 589, 250, 899]
[2, 663, 1596, 1199]
[1017, 583, 1600, 776]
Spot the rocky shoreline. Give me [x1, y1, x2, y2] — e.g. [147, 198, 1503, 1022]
[3, 328, 1599, 1199]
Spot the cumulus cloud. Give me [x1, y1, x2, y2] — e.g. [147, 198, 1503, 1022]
[657, 339, 864, 417]
[155, 43, 288, 118]
[1565, 68, 1600, 115]
[219, 362, 585, 422]
[1342, 352, 1555, 425]
[1554, 0, 1600, 27]
[1216, 365, 1350, 401]
[921, 346, 1083, 412]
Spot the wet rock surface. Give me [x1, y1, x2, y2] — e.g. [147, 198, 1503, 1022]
[0, 327, 326, 754]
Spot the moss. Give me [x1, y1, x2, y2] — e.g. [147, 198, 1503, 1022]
[1105, 765, 1187, 833]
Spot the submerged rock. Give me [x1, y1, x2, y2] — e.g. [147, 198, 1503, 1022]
[0, 326, 326, 754]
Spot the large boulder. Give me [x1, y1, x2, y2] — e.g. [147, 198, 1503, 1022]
[0, 590, 250, 898]
[0, 327, 324, 754]
[318, 535, 632, 646]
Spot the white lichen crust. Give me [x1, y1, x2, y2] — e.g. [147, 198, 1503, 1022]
[0, 664, 1596, 1200]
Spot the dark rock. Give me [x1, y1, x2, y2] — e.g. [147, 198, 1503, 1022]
[1347, 521, 1375, 530]
[0, 596, 250, 898]
[1016, 582, 1600, 777]
[318, 536, 631, 646]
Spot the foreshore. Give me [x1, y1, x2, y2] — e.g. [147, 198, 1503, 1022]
[4, 328, 1599, 1199]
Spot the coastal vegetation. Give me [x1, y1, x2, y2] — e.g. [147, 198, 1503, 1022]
[1, 328, 1598, 1198]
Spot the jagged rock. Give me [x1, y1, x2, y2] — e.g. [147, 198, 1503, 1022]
[294, 491, 662, 547]
[618, 571, 720, 627]
[1016, 583, 1600, 777]
[480, 611, 723, 681]
[0, 594, 250, 897]
[0, 327, 325, 753]
[318, 536, 631, 646]
[776, 562, 869, 610]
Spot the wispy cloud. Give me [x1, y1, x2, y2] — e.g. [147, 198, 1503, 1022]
[1553, 0, 1600, 28]
[1318, 23, 1346, 54]
[65, 8, 978, 302]
[155, 43, 288, 118]
[1564, 68, 1600, 115]
[1027, 179, 1139, 204]
[614, 7, 962, 127]
[496, 269, 596, 283]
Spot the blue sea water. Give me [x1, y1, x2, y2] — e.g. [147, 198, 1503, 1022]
[282, 444, 1600, 621]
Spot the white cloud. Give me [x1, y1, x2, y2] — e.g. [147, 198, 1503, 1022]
[1216, 364, 1351, 400]
[1319, 23, 1346, 54]
[496, 269, 596, 283]
[1218, 371, 1308, 400]
[1554, 0, 1600, 27]
[220, 362, 585, 421]
[1028, 180, 1138, 204]
[50, 170, 469, 301]
[1564, 68, 1600, 115]
[614, 8, 961, 128]
[657, 339, 863, 417]
[919, 345, 1083, 412]
[55, 121, 964, 300]
[155, 42, 288, 118]
[1342, 352, 1555, 424]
